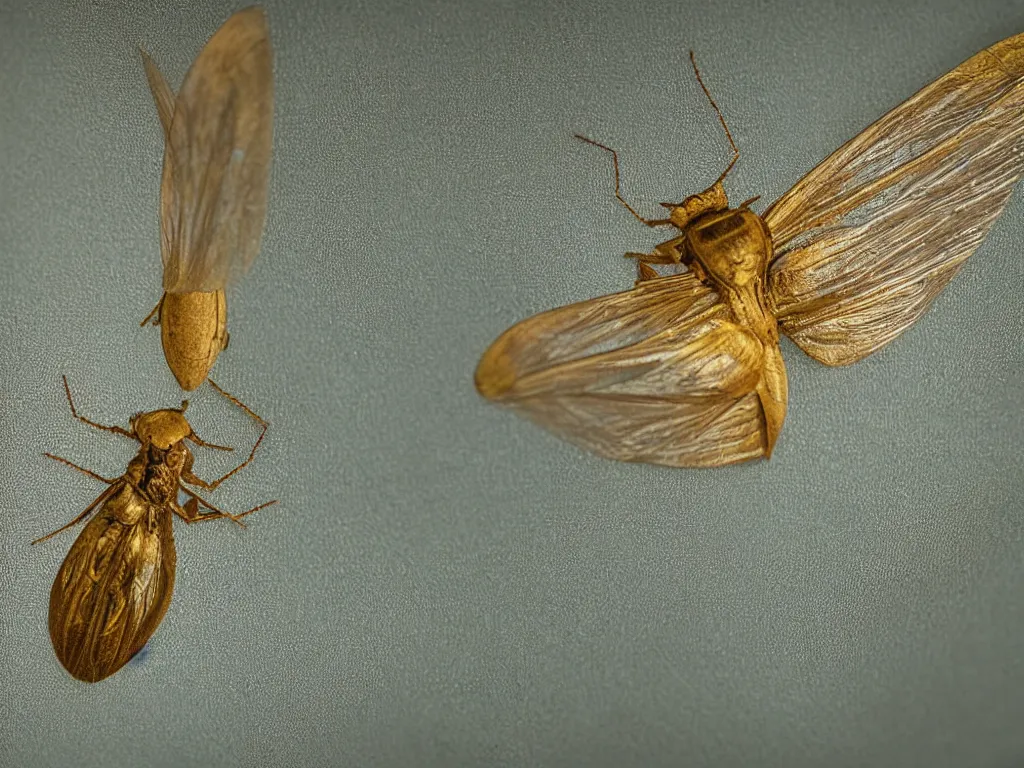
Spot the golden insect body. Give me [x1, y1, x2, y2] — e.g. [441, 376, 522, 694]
[476, 36, 1024, 467]
[157, 290, 229, 392]
[34, 377, 275, 683]
[139, 6, 273, 391]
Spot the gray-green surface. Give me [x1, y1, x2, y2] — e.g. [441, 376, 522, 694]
[2, 0, 1023, 765]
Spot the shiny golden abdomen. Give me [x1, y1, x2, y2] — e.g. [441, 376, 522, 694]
[160, 289, 228, 391]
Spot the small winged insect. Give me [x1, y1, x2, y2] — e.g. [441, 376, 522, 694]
[34, 377, 276, 683]
[139, 6, 273, 391]
[476, 36, 1024, 467]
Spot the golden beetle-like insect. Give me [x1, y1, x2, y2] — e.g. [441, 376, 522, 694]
[34, 377, 275, 682]
[477, 37, 1024, 467]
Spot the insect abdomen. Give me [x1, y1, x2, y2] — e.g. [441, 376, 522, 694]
[48, 491, 176, 683]
[159, 289, 228, 391]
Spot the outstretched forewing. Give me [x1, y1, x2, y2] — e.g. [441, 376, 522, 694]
[159, 6, 273, 293]
[764, 32, 1024, 366]
[475, 272, 770, 467]
[48, 484, 176, 683]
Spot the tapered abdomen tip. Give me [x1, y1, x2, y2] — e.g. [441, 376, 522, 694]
[159, 290, 228, 391]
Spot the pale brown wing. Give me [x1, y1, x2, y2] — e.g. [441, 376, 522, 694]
[764, 32, 1024, 366]
[48, 484, 176, 683]
[475, 272, 774, 467]
[140, 48, 174, 141]
[159, 6, 273, 293]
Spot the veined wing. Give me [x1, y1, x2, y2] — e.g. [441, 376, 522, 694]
[49, 484, 176, 683]
[764, 32, 1024, 366]
[475, 272, 773, 467]
[140, 48, 174, 141]
[159, 6, 273, 293]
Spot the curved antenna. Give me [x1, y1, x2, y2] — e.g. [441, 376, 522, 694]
[574, 134, 673, 228]
[59, 375, 134, 440]
[689, 50, 739, 187]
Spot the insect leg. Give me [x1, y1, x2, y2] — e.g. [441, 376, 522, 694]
[31, 482, 121, 545]
[207, 378, 268, 426]
[635, 262, 661, 283]
[140, 294, 164, 327]
[573, 134, 673, 227]
[626, 240, 684, 265]
[184, 424, 268, 491]
[689, 51, 740, 187]
[188, 433, 234, 452]
[59, 375, 134, 439]
[175, 488, 277, 525]
[172, 494, 244, 527]
[43, 452, 116, 484]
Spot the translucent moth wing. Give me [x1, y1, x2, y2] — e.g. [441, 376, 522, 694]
[765, 32, 1024, 366]
[477, 33, 1024, 467]
[140, 49, 174, 141]
[157, 5, 273, 294]
[475, 271, 784, 467]
[48, 482, 176, 683]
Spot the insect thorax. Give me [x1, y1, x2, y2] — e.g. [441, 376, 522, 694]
[136, 442, 187, 506]
[684, 207, 772, 290]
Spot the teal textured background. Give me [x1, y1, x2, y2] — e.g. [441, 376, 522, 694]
[1, 0, 1023, 765]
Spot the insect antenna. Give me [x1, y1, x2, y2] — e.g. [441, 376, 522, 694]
[689, 50, 739, 187]
[60, 376, 134, 440]
[574, 134, 673, 228]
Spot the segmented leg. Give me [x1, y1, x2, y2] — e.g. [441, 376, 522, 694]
[31, 482, 122, 545]
[626, 233, 688, 280]
[189, 432, 234, 452]
[175, 487, 277, 526]
[43, 452, 116, 484]
[207, 378, 268, 427]
[184, 425, 268, 490]
[140, 294, 164, 327]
